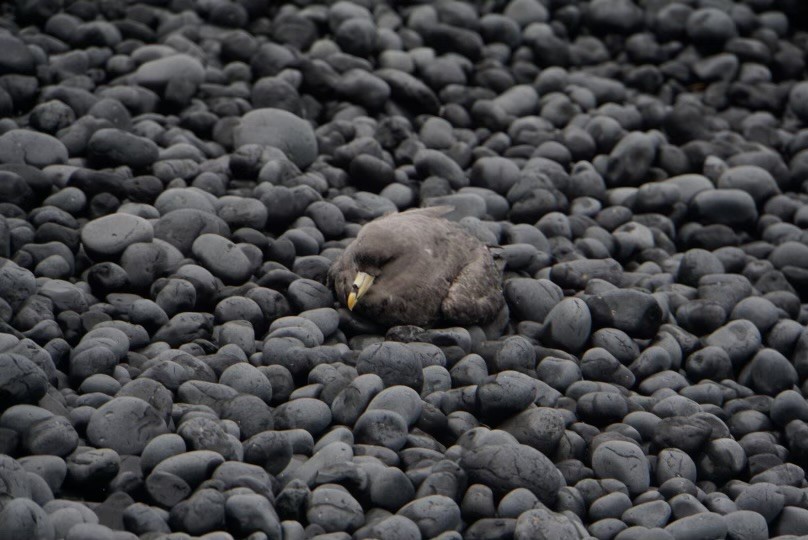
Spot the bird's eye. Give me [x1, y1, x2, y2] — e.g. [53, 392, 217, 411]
[356, 253, 393, 268]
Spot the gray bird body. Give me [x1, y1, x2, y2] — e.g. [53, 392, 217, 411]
[329, 207, 506, 327]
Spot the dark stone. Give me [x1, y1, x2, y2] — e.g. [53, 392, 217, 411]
[586, 289, 663, 339]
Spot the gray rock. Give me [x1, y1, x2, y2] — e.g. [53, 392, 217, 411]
[0, 130, 68, 167]
[87, 128, 159, 169]
[234, 108, 317, 169]
[353, 409, 408, 451]
[0, 498, 54, 540]
[735, 482, 784, 523]
[504, 278, 563, 322]
[225, 493, 282, 539]
[66, 448, 120, 487]
[664, 512, 727, 540]
[307, 485, 364, 532]
[541, 298, 591, 352]
[461, 443, 562, 504]
[514, 507, 583, 540]
[724, 510, 768, 540]
[23, 416, 78, 457]
[357, 342, 424, 392]
[86, 397, 168, 455]
[592, 440, 650, 496]
[81, 213, 154, 260]
[397, 495, 461, 538]
[191, 234, 254, 284]
[586, 289, 663, 339]
[0, 354, 48, 408]
[274, 398, 332, 436]
[691, 189, 758, 227]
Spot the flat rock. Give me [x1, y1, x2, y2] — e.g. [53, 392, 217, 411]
[81, 213, 154, 260]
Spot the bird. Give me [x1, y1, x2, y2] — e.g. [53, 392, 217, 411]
[328, 206, 506, 328]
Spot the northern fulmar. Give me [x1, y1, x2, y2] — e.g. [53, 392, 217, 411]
[328, 207, 506, 327]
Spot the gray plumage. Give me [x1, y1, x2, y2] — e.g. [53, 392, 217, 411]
[328, 207, 506, 327]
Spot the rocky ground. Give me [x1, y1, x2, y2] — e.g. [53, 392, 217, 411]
[1, 0, 808, 538]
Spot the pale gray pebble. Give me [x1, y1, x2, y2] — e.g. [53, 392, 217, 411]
[154, 209, 230, 256]
[234, 108, 317, 169]
[243, 430, 292, 476]
[353, 409, 408, 451]
[66, 448, 120, 487]
[169, 487, 226, 535]
[307, 485, 364, 533]
[734, 482, 785, 522]
[140, 433, 187, 474]
[331, 374, 384, 426]
[504, 277, 563, 322]
[615, 526, 674, 540]
[177, 416, 239, 460]
[664, 512, 727, 540]
[19, 455, 66, 493]
[0, 497, 55, 540]
[514, 507, 584, 540]
[476, 370, 538, 420]
[0, 353, 49, 408]
[773, 506, 808, 536]
[353, 515, 420, 540]
[123, 502, 171, 535]
[87, 128, 159, 169]
[366, 385, 422, 426]
[0, 129, 68, 167]
[86, 397, 168, 455]
[724, 510, 768, 540]
[219, 363, 273, 404]
[357, 342, 424, 391]
[273, 397, 332, 436]
[691, 189, 758, 227]
[460, 443, 562, 504]
[541, 298, 591, 352]
[397, 495, 461, 538]
[591, 440, 650, 496]
[191, 234, 255, 284]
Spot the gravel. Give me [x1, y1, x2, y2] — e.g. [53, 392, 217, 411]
[1, 0, 808, 539]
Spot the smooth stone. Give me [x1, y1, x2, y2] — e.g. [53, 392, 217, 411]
[191, 234, 253, 284]
[86, 397, 168, 455]
[81, 213, 154, 259]
[234, 108, 317, 169]
[591, 440, 650, 495]
[460, 443, 562, 504]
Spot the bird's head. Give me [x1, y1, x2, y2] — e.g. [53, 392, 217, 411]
[334, 207, 454, 312]
[343, 224, 404, 310]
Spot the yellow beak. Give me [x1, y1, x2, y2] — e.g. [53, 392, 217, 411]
[347, 272, 374, 310]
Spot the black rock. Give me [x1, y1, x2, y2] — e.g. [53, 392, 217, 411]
[224, 493, 282, 539]
[691, 189, 758, 227]
[586, 289, 663, 339]
[87, 129, 158, 169]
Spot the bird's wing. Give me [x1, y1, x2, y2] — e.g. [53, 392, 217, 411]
[440, 246, 505, 325]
